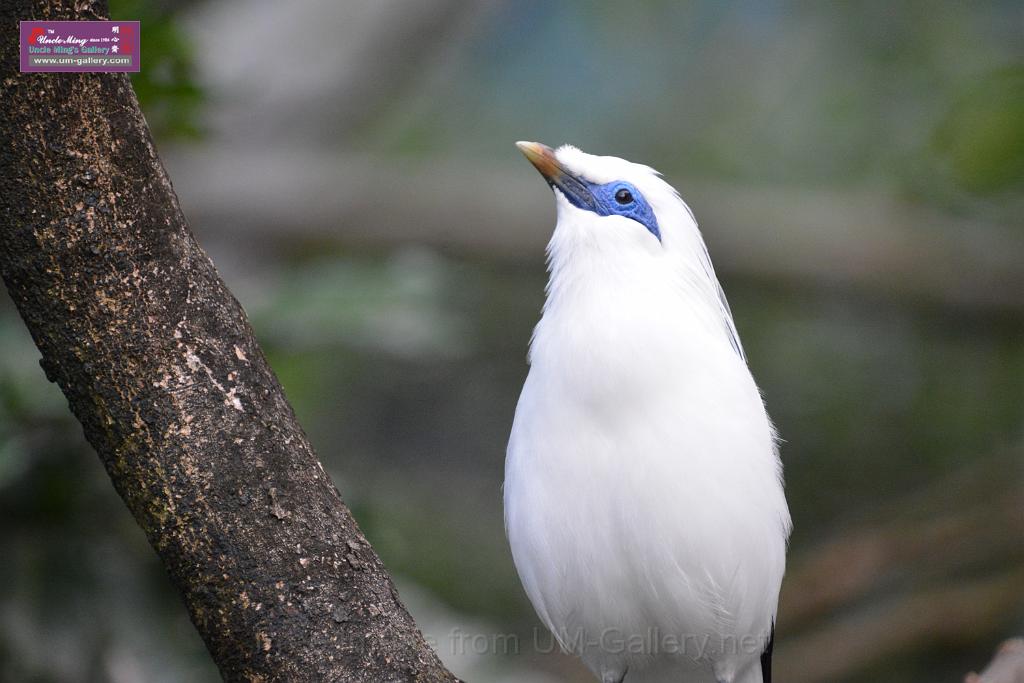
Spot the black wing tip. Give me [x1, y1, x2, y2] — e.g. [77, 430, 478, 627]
[760, 623, 775, 683]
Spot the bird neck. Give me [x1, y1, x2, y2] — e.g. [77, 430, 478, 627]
[531, 252, 732, 392]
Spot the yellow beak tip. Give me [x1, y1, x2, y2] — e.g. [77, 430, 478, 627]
[515, 141, 560, 180]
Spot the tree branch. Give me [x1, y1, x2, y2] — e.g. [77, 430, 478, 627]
[0, 1, 458, 680]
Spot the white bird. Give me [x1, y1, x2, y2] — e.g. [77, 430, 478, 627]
[504, 142, 792, 683]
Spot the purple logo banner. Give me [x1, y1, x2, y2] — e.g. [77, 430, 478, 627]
[20, 21, 140, 73]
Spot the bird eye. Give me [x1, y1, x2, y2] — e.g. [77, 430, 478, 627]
[614, 188, 634, 205]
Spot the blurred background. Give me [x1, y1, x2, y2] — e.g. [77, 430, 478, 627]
[2, 1, 1023, 681]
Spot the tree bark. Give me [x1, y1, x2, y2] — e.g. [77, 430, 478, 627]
[0, 1, 459, 681]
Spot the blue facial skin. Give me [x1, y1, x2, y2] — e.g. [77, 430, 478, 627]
[548, 175, 661, 242]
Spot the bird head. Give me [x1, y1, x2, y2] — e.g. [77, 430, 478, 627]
[515, 141, 745, 361]
[516, 141, 679, 254]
